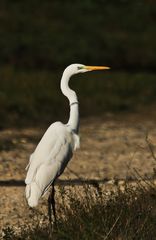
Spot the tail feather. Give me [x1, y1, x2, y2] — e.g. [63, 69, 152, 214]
[25, 182, 42, 207]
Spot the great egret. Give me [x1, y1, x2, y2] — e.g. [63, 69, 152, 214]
[25, 63, 110, 226]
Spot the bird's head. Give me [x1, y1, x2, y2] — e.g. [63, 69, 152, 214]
[64, 63, 110, 76]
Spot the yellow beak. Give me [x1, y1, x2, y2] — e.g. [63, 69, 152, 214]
[84, 65, 110, 71]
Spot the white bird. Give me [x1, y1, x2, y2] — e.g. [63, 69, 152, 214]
[25, 63, 110, 224]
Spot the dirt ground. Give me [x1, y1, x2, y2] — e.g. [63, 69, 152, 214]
[1, 111, 156, 232]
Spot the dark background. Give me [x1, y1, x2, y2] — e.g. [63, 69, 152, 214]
[0, 0, 155, 127]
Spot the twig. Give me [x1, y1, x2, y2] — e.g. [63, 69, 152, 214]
[103, 211, 122, 240]
[133, 168, 155, 190]
[145, 131, 156, 162]
[66, 167, 83, 180]
[135, 214, 149, 237]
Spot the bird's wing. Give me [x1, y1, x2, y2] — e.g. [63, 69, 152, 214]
[25, 153, 34, 171]
[35, 136, 72, 196]
[25, 122, 78, 207]
[25, 122, 75, 188]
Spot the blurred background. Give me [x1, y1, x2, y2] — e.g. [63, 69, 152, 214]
[0, 0, 155, 127]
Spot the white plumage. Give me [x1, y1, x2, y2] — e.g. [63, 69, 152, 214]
[25, 63, 109, 208]
[25, 122, 80, 207]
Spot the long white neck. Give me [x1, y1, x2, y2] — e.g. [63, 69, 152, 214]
[60, 70, 79, 133]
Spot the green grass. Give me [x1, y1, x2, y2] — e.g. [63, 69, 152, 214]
[2, 183, 156, 239]
[0, 66, 156, 127]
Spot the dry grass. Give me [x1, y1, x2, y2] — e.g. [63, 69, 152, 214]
[1, 182, 156, 240]
[1, 116, 156, 239]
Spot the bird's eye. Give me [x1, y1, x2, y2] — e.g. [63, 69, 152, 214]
[77, 66, 83, 70]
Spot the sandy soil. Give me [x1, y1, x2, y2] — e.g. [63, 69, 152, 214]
[1, 112, 156, 232]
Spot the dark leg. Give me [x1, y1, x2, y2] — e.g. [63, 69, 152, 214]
[51, 182, 57, 227]
[47, 182, 57, 237]
[48, 192, 52, 237]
